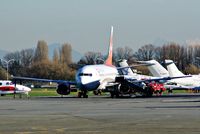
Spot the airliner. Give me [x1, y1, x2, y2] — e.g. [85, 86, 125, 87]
[13, 26, 119, 98]
[0, 80, 31, 97]
[13, 27, 189, 98]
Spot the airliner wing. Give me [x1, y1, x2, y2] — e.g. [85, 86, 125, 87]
[12, 76, 76, 85]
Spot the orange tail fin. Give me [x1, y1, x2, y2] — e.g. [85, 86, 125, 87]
[105, 26, 113, 66]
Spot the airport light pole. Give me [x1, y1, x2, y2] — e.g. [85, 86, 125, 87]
[0, 59, 15, 80]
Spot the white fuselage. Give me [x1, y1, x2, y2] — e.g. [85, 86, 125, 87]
[165, 59, 200, 87]
[0, 80, 31, 95]
[169, 75, 200, 87]
[75, 64, 118, 91]
[140, 60, 200, 88]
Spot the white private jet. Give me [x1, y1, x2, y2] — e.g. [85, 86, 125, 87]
[118, 59, 193, 94]
[0, 80, 31, 97]
[12, 27, 189, 98]
[165, 59, 200, 89]
[138, 59, 200, 90]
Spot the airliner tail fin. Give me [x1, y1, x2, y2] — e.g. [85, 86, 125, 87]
[138, 60, 169, 77]
[165, 60, 184, 77]
[105, 26, 113, 66]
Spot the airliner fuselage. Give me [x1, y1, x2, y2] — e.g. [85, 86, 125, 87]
[76, 64, 118, 91]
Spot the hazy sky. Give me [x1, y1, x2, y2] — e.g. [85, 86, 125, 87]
[1, 0, 200, 54]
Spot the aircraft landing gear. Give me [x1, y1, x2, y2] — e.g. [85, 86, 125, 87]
[110, 91, 119, 98]
[78, 90, 88, 98]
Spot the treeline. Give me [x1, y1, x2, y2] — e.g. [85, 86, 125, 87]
[0, 40, 75, 80]
[134, 43, 200, 74]
[78, 42, 200, 75]
[1, 41, 200, 80]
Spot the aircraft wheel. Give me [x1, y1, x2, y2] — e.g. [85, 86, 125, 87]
[83, 94, 88, 98]
[78, 92, 82, 98]
[93, 90, 98, 95]
[82, 91, 88, 98]
[115, 93, 119, 98]
[110, 92, 114, 98]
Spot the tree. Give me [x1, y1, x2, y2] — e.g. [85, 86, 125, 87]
[53, 48, 59, 64]
[59, 43, 72, 65]
[20, 49, 34, 67]
[3, 51, 21, 76]
[3, 48, 35, 77]
[4, 51, 20, 62]
[0, 67, 7, 80]
[113, 46, 136, 65]
[184, 64, 200, 74]
[34, 40, 49, 63]
[78, 51, 103, 65]
[134, 44, 155, 61]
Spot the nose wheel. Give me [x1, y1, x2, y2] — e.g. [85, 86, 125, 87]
[78, 90, 88, 98]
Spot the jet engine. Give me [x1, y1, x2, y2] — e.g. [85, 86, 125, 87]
[56, 83, 71, 95]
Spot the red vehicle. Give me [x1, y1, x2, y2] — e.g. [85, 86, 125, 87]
[148, 82, 166, 96]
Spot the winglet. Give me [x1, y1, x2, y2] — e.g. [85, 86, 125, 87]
[105, 26, 113, 66]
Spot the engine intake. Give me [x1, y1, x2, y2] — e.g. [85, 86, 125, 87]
[56, 83, 71, 95]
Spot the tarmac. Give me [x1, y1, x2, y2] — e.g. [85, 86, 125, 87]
[0, 93, 200, 134]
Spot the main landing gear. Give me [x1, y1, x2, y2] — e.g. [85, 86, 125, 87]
[78, 90, 88, 98]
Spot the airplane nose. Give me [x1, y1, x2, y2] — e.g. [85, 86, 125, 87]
[25, 87, 31, 92]
[16, 85, 31, 92]
[78, 80, 100, 91]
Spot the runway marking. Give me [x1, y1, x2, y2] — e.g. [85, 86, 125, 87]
[0, 108, 16, 111]
[146, 105, 200, 109]
[162, 99, 200, 103]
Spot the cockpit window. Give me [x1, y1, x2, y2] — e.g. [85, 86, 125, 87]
[6, 82, 10, 85]
[79, 73, 92, 76]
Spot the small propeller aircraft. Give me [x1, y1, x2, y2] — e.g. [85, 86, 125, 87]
[0, 80, 31, 97]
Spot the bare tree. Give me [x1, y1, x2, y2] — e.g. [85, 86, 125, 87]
[20, 49, 34, 67]
[134, 44, 155, 61]
[113, 46, 136, 64]
[78, 51, 103, 65]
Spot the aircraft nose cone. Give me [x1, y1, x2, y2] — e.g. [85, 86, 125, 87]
[26, 87, 31, 92]
[78, 80, 100, 91]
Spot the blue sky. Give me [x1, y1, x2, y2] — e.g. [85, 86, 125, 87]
[1, 0, 200, 54]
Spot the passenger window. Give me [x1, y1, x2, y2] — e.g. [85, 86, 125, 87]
[6, 82, 9, 85]
[0, 83, 2, 86]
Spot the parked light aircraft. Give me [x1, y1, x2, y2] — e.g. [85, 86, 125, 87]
[138, 60, 199, 90]
[165, 59, 200, 89]
[118, 59, 152, 79]
[118, 59, 184, 95]
[12, 27, 190, 98]
[0, 80, 31, 96]
[137, 60, 169, 77]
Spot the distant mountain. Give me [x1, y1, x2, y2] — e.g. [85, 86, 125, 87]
[48, 43, 82, 62]
[0, 49, 9, 59]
